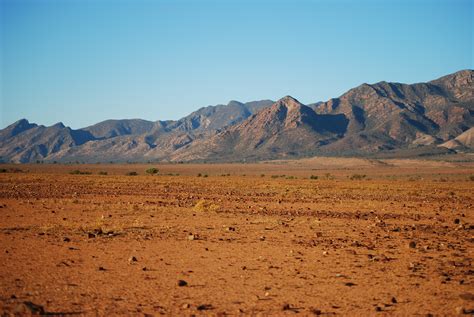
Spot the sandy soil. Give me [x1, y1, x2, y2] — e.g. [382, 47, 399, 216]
[0, 158, 473, 316]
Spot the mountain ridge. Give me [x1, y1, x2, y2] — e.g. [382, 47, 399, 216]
[1, 70, 472, 163]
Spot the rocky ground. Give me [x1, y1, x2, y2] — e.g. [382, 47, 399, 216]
[0, 158, 473, 316]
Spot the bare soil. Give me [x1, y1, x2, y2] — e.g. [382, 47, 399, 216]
[0, 158, 473, 316]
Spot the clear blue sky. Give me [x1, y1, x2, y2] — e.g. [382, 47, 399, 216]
[1, 0, 472, 129]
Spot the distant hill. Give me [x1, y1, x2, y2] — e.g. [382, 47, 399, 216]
[1, 70, 472, 163]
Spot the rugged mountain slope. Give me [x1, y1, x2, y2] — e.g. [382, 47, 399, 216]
[439, 127, 474, 150]
[0, 100, 274, 162]
[171, 96, 347, 161]
[0, 120, 95, 163]
[167, 100, 273, 132]
[83, 119, 168, 139]
[311, 70, 474, 154]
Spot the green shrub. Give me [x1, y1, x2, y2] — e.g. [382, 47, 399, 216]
[146, 167, 159, 175]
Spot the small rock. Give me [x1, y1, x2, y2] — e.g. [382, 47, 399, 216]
[188, 234, 196, 241]
[177, 279, 188, 287]
[197, 304, 212, 311]
[87, 233, 95, 239]
[375, 306, 382, 312]
[98, 266, 106, 271]
[454, 218, 461, 224]
[282, 303, 292, 311]
[182, 303, 190, 309]
[14, 301, 45, 315]
[142, 267, 148, 271]
[63, 237, 71, 242]
[391, 297, 397, 304]
[312, 309, 322, 315]
[409, 241, 417, 248]
[226, 226, 236, 231]
[128, 256, 138, 264]
[455, 306, 464, 314]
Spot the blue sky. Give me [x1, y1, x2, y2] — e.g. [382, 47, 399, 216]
[1, 0, 472, 129]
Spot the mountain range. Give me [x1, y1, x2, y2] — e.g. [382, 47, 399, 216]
[1, 70, 473, 163]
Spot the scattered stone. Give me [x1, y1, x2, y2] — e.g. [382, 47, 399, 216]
[409, 241, 417, 248]
[177, 279, 188, 287]
[98, 266, 106, 271]
[142, 267, 148, 271]
[391, 297, 398, 304]
[454, 218, 461, 224]
[128, 256, 138, 264]
[226, 226, 236, 231]
[63, 237, 70, 242]
[282, 303, 292, 311]
[312, 308, 322, 315]
[188, 234, 196, 241]
[182, 303, 190, 309]
[14, 301, 45, 315]
[197, 304, 212, 311]
[88, 233, 95, 239]
[345, 282, 356, 287]
[375, 306, 382, 312]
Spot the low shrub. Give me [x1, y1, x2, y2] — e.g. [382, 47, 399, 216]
[146, 167, 159, 175]
[126, 171, 138, 176]
[350, 174, 366, 180]
[69, 170, 91, 175]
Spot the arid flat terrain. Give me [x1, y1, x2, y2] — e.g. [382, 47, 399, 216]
[0, 157, 473, 316]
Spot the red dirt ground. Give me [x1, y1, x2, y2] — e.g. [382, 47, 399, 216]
[0, 158, 473, 316]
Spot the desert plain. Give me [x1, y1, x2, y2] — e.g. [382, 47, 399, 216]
[0, 157, 473, 316]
